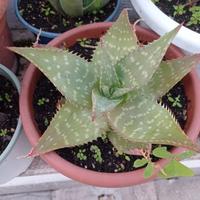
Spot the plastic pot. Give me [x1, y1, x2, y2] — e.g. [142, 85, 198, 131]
[0, 0, 15, 70]
[130, 0, 200, 54]
[15, 0, 122, 44]
[0, 64, 33, 184]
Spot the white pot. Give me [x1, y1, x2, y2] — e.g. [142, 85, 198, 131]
[0, 64, 33, 184]
[130, 0, 200, 53]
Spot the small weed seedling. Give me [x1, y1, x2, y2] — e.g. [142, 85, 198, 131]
[90, 145, 103, 164]
[0, 129, 8, 137]
[41, 6, 56, 16]
[173, 5, 186, 16]
[37, 97, 49, 106]
[167, 94, 182, 108]
[77, 149, 87, 161]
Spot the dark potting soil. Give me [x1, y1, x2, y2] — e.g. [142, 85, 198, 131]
[155, 0, 200, 33]
[33, 39, 188, 173]
[19, 0, 117, 34]
[0, 75, 19, 155]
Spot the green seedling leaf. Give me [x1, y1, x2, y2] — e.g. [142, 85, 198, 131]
[59, 0, 83, 16]
[159, 160, 194, 178]
[92, 88, 123, 117]
[108, 96, 200, 152]
[152, 147, 172, 159]
[9, 47, 96, 108]
[31, 102, 107, 155]
[144, 162, 155, 178]
[118, 25, 181, 89]
[108, 131, 149, 154]
[146, 54, 200, 99]
[134, 158, 148, 168]
[92, 10, 138, 88]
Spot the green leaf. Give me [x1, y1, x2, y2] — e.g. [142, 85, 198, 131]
[118, 25, 181, 89]
[152, 147, 173, 159]
[48, 0, 64, 15]
[9, 47, 95, 108]
[92, 88, 123, 117]
[146, 54, 200, 99]
[144, 162, 155, 178]
[59, 0, 83, 16]
[107, 96, 200, 152]
[134, 158, 148, 168]
[159, 160, 194, 178]
[92, 10, 138, 88]
[108, 131, 149, 154]
[176, 150, 195, 160]
[84, 0, 110, 13]
[31, 102, 107, 155]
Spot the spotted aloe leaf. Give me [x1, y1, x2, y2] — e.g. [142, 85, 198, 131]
[146, 54, 200, 99]
[107, 96, 199, 152]
[118, 25, 181, 89]
[9, 47, 95, 108]
[92, 10, 138, 88]
[108, 131, 149, 154]
[32, 102, 107, 154]
[92, 88, 123, 118]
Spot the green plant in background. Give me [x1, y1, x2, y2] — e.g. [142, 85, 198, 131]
[134, 147, 195, 178]
[167, 94, 182, 108]
[90, 145, 103, 163]
[173, 5, 186, 17]
[10, 10, 200, 178]
[41, 6, 56, 16]
[0, 129, 8, 137]
[37, 97, 49, 106]
[77, 149, 87, 160]
[187, 6, 200, 26]
[48, 0, 110, 17]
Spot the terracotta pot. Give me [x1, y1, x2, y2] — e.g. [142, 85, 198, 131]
[20, 23, 200, 187]
[0, 0, 15, 70]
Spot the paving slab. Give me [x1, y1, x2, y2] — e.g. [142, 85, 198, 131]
[155, 176, 200, 200]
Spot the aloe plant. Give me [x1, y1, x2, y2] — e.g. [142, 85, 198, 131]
[10, 10, 200, 178]
[48, 0, 110, 17]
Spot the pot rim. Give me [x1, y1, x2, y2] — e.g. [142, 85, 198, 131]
[130, 0, 200, 53]
[15, 0, 122, 39]
[20, 22, 200, 187]
[0, 64, 22, 165]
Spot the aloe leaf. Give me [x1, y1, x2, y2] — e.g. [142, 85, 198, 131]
[59, 0, 83, 16]
[84, 0, 110, 13]
[32, 102, 107, 154]
[146, 54, 200, 99]
[119, 25, 181, 89]
[108, 131, 149, 154]
[48, 0, 64, 14]
[92, 88, 123, 117]
[159, 160, 194, 178]
[92, 10, 138, 88]
[134, 158, 148, 168]
[107, 96, 200, 152]
[144, 162, 155, 178]
[9, 47, 95, 108]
